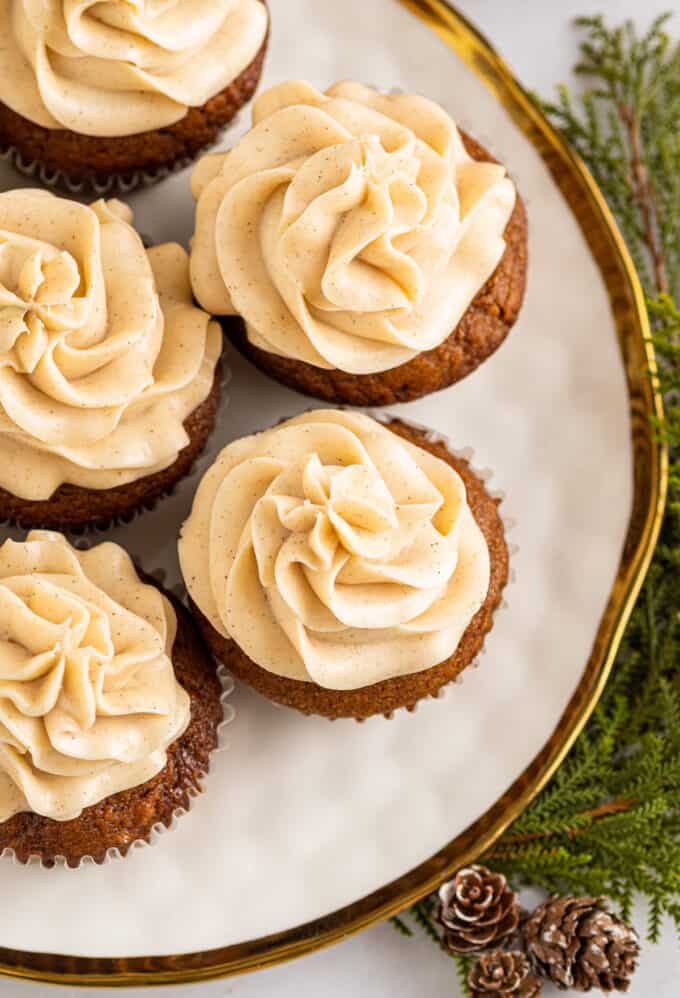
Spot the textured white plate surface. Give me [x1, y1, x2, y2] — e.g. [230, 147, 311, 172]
[0, 0, 631, 959]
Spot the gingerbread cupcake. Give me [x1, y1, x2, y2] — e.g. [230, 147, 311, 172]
[0, 531, 224, 867]
[189, 81, 527, 406]
[0, 0, 269, 189]
[0, 189, 222, 531]
[179, 410, 508, 720]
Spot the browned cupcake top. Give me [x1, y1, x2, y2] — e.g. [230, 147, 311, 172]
[179, 410, 490, 691]
[190, 80, 516, 374]
[0, 531, 190, 824]
[0, 190, 221, 501]
[0, 0, 268, 136]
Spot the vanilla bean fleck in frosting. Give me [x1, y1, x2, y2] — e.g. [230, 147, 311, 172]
[0, 531, 190, 822]
[179, 411, 490, 690]
[190, 80, 517, 375]
[0, 189, 221, 501]
[0, 0, 268, 137]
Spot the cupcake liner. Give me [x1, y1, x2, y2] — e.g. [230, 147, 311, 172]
[0, 89, 256, 198]
[0, 636, 235, 871]
[0, 142, 192, 197]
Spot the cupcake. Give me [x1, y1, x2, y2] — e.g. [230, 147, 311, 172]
[0, 0, 269, 188]
[179, 410, 509, 720]
[189, 81, 527, 406]
[0, 531, 223, 867]
[0, 189, 222, 531]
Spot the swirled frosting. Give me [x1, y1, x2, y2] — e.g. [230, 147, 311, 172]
[0, 189, 221, 502]
[0, 531, 190, 822]
[179, 411, 490, 690]
[190, 80, 517, 375]
[0, 0, 267, 137]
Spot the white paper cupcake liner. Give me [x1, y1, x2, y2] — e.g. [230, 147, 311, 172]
[0, 92, 254, 198]
[0, 142, 191, 196]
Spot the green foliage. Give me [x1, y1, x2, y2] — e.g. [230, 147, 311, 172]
[396, 11, 680, 955]
[542, 14, 680, 293]
[389, 915, 414, 937]
[484, 13, 680, 944]
[453, 954, 474, 997]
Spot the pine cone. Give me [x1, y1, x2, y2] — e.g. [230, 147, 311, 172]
[436, 865, 520, 953]
[523, 895, 639, 992]
[469, 950, 542, 997]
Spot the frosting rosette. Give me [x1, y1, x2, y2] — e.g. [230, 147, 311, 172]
[190, 80, 517, 375]
[0, 189, 221, 501]
[0, 531, 190, 822]
[0, 0, 268, 137]
[179, 411, 490, 690]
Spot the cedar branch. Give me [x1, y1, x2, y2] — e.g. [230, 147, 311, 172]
[485, 798, 637, 856]
[619, 101, 670, 295]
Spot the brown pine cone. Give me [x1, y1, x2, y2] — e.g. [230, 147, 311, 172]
[523, 895, 640, 992]
[436, 865, 520, 953]
[469, 950, 542, 997]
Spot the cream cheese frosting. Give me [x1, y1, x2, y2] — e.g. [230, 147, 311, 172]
[0, 189, 221, 502]
[189, 80, 517, 375]
[0, 0, 268, 138]
[179, 411, 490, 690]
[0, 531, 190, 822]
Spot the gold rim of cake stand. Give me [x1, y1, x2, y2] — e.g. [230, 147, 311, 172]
[0, 0, 667, 986]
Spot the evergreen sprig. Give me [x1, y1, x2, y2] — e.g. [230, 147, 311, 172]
[396, 11, 680, 959]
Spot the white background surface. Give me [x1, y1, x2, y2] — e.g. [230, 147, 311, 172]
[1, 0, 677, 994]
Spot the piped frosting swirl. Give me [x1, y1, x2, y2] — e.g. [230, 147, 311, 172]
[190, 80, 516, 374]
[0, 0, 268, 137]
[179, 410, 490, 690]
[0, 531, 190, 822]
[0, 189, 221, 502]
